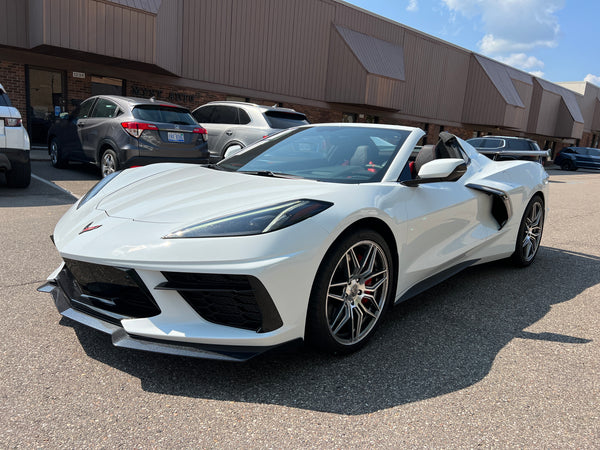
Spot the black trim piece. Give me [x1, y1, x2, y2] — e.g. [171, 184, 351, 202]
[159, 272, 283, 333]
[38, 282, 299, 361]
[396, 259, 478, 303]
[61, 259, 161, 319]
[466, 183, 512, 229]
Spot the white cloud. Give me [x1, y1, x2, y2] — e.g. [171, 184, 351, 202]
[584, 74, 600, 86]
[496, 53, 545, 71]
[442, 0, 564, 54]
[407, 0, 418, 12]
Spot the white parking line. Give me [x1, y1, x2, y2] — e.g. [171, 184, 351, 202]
[32, 174, 81, 199]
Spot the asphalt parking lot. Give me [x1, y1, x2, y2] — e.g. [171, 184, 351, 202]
[1, 160, 598, 448]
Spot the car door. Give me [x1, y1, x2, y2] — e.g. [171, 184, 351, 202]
[59, 98, 96, 161]
[395, 145, 498, 298]
[589, 148, 600, 169]
[83, 98, 119, 161]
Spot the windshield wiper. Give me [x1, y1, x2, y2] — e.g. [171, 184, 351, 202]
[238, 170, 302, 179]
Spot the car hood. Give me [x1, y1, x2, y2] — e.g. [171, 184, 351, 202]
[95, 165, 345, 224]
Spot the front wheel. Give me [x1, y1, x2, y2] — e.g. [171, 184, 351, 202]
[511, 195, 544, 267]
[560, 160, 576, 171]
[100, 148, 119, 178]
[305, 230, 394, 354]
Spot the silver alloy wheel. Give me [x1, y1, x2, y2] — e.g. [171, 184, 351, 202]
[101, 151, 117, 177]
[50, 140, 58, 165]
[522, 200, 543, 262]
[326, 240, 389, 345]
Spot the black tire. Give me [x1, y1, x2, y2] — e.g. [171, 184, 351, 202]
[49, 138, 67, 168]
[560, 160, 576, 171]
[305, 229, 394, 354]
[5, 160, 31, 188]
[511, 194, 544, 267]
[100, 148, 119, 178]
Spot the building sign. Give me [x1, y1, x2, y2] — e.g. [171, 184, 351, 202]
[72, 72, 86, 78]
[130, 85, 195, 104]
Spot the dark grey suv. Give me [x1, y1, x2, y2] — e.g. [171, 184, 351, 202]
[48, 95, 209, 177]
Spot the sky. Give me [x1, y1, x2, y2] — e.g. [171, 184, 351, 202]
[343, 0, 600, 85]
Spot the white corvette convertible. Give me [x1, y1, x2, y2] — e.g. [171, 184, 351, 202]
[40, 124, 548, 361]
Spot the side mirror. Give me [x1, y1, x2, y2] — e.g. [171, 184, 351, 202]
[402, 158, 467, 186]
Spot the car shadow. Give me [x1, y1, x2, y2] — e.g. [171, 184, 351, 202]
[60, 246, 596, 415]
[0, 172, 78, 207]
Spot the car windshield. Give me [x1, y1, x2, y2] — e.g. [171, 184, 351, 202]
[132, 105, 197, 125]
[217, 125, 411, 183]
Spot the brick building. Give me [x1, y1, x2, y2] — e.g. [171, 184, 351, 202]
[0, 0, 597, 156]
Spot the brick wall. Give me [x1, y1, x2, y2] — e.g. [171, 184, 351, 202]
[0, 61, 27, 127]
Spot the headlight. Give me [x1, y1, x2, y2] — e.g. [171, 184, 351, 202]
[77, 171, 122, 209]
[163, 199, 333, 238]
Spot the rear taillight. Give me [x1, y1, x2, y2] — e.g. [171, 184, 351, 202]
[121, 121, 159, 138]
[4, 118, 22, 127]
[193, 127, 208, 142]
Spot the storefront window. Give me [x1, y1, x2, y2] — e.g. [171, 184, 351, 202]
[27, 67, 65, 145]
[91, 76, 124, 96]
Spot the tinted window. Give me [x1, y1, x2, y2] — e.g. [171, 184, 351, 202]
[91, 98, 119, 118]
[132, 105, 196, 125]
[75, 98, 96, 119]
[481, 138, 504, 149]
[192, 106, 213, 123]
[467, 138, 483, 147]
[588, 148, 600, 157]
[263, 111, 309, 129]
[0, 92, 12, 107]
[507, 139, 534, 150]
[218, 126, 410, 184]
[238, 108, 251, 125]
[212, 106, 239, 124]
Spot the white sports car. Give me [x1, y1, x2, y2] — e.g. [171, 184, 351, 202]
[39, 124, 549, 361]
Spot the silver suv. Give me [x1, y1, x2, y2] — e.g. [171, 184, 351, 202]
[467, 136, 546, 163]
[0, 83, 31, 188]
[192, 101, 309, 160]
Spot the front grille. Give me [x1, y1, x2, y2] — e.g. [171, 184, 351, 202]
[157, 272, 282, 332]
[60, 259, 161, 322]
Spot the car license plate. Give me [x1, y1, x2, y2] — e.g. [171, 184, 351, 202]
[168, 132, 184, 142]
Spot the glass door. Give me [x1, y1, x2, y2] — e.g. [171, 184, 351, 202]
[27, 67, 65, 145]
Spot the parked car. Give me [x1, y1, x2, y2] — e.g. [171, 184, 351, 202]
[467, 136, 547, 163]
[192, 101, 309, 160]
[554, 146, 600, 171]
[47, 95, 209, 177]
[0, 83, 31, 188]
[39, 126, 548, 361]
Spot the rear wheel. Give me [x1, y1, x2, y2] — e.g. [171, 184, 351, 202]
[100, 148, 119, 178]
[560, 160, 576, 171]
[49, 138, 67, 168]
[305, 230, 393, 354]
[511, 195, 544, 267]
[6, 160, 31, 188]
